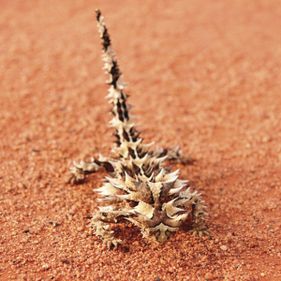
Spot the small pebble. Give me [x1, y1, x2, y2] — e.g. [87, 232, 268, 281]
[220, 245, 228, 251]
[41, 264, 50, 271]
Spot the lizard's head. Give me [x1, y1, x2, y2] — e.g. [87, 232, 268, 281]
[125, 178, 190, 243]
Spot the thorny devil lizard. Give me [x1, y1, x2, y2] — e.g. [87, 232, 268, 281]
[69, 10, 208, 248]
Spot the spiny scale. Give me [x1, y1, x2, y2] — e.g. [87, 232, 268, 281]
[69, 9, 208, 248]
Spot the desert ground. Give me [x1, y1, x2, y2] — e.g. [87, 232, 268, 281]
[0, 1, 281, 280]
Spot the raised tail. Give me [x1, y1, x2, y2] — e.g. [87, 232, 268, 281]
[95, 10, 142, 155]
[96, 10, 167, 180]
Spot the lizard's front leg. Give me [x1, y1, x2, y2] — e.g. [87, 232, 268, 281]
[91, 207, 132, 249]
[68, 155, 115, 184]
[176, 189, 208, 236]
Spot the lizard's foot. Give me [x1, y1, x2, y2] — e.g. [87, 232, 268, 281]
[191, 224, 209, 237]
[68, 155, 115, 185]
[68, 159, 100, 184]
[155, 146, 195, 165]
[103, 238, 122, 249]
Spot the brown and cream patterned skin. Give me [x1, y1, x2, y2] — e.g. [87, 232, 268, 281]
[69, 10, 208, 248]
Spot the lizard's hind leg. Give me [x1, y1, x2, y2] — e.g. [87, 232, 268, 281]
[69, 155, 115, 184]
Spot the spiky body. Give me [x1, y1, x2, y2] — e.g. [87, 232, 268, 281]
[69, 10, 207, 248]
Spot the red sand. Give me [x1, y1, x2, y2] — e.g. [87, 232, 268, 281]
[1, 1, 281, 280]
